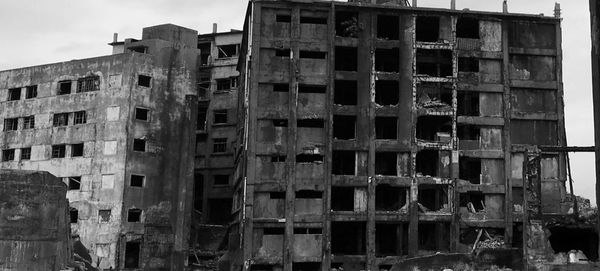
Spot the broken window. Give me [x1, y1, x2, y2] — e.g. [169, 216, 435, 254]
[4, 118, 18, 131]
[98, 209, 111, 223]
[70, 208, 78, 224]
[331, 222, 366, 254]
[333, 115, 356, 140]
[418, 185, 449, 212]
[376, 223, 408, 256]
[124, 241, 141, 268]
[300, 16, 327, 24]
[51, 145, 66, 158]
[25, 85, 37, 99]
[458, 57, 479, 72]
[332, 151, 355, 175]
[66, 176, 81, 190]
[2, 149, 15, 161]
[127, 208, 142, 222]
[137, 75, 151, 87]
[296, 154, 324, 163]
[71, 143, 84, 157]
[74, 111, 87, 124]
[331, 187, 354, 211]
[213, 174, 229, 186]
[276, 14, 292, 23]
[299, 51, 327, 59]
[375, 185, 407, 211]
[457, 17, 480, 39]
[375, 117, 397, 139]
[197, 106, 207, 131]
[297, 119, 324, 128]
[214, 110, 228, 124]
[293, 262, 321, 271]
[23, 115, 34, 129]
[130, 174, 145, 187]
[459, 191, 485, 212]
[199, 42, 211, 65]
[7, 88, 21, 101]
[416, 150, 439, 177]
[417, 82, 452, 108]
[335, 47, 358, 71]
[416, 49, 452, 77]
[377, 15, 399, 40]
[213, 138, 227, 153]
[20, 148, 31, 160]
[76, 76, 100, 92]
[459, 157, 481, 184]
[275, 49, 290, 57]
[375, 48, 399, 72]
[416, 16, 440, 42]
[335, 11, 359, 37]
[58, 80, 72, 95]
[217, 44, 238, 58]
[457, 92, 480, 116]
[458, 125, 480, 141]
[416, 116, 452, 141]
[334, 80, 357, 105]
[133, 139, 146, 152]
[419, 223, 450, 252]
[135, 108, 149, 121]
[375, 152, 397, 176]
[273, 83, 289, 92]
[298, 85, 326, 93]
[375, 80, 399, 105]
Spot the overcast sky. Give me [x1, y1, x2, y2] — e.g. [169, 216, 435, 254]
[0, 0, 595, 204]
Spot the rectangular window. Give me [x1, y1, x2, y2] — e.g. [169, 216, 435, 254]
[217, 44, 238, 58]
[76, 76, 100, 92]
[216, 79, 232, 91]
[276, 14, 292, 23]
[23, 116, 35, 129]
[213, 175, 229, 186]
[74, 111, 87, 124]
[67, 176, 81, 190]
[138, 75, 151, 87]
[71, 143, 84, 157]
[124, 241, 141, 268]
[135, 108, 149, 121]
[25, 85, 37, 99]
[20, 148, 31, 160]
[98, 209, 111, 223]
[299, 51, 327, 59]
[4, 118, 18, 131]
[51, 145, 66, 158]
[53, 113, 69, 127]
[300, 16, 327, 24]
[8, 88, 21, 101]
[2, 149, 15, 161]
[213, 138, 227, 153]
[213, 110, 228, 124]
[133, 139, 146, 152]
[70, 208, 78, 223]
[127, 209, 142, 222]
[130, 174, 145, 187]
[58, 81, 72, 95]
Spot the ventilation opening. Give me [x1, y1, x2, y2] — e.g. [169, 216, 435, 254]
[416, 150, 439, 177]
[375, 80, 399, 105]
[377, 15, 399, 40]
[208, 198, 232, 224]
[416, 16, 440, 42]
[417, 82, 452, 108]
[376, 223, 408, 256]
[375, 48, 399, 72]
[458, 125, 480, 141]
[459, 191, 485, 212]
[457, 91, 480, 116]
[300, 16, 327, 24]
[276, 14, 292, 23]
[334, 80, 357, 105]
[548, 227, 599, 261]
[127, 209, 142, 222]
[273, 83, 289, 92]
[300, 51, 327, 59]
[297, 119, 324, 128]
[296, 190, 322, 199]
[293, 262, 322, 271]
[375, 152, 397, 176]
[275, 49, 290, 57]
[332, 150, 355, 175]
[458, 57, 479, 72]
[418, 185, 448, 212]
[124, 241, 141, 268]
[296, 154, 324, 163]
[299, 85, 326, 93]
[375, 185, 407, 211]
[332, 222, 366, 255]
[416, 116, 452, 141]
[416, 49, 453, 77]
[457, 17, 480, 39]
[333, 115, 356, 140]
[375, 117, 397, 139]
[419, 223, 450, 252]
[335, 11, 359, 37]
[335, 47, 358, 71]
[459, 157, 481, 184]
[331, 187, 354, 211]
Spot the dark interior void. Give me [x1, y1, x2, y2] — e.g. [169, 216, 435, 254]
[332, 222, 366, 255]
[549, 227, 599, 261]
[273, 83, 290, 92]
[457, 17, 480, 39]
[334, 80, 357, 105]
[299, 51, 327, 59]
[296, 154, 324, 163]
[296, 190, 322, 199]
[416, 116, 452, 141]
[208, 198, 232, 224]
[299, 85, 326, 93]
[375, 117, 397, 139]
[459, 157, 481, 184]
[336, 11, 359, 38]
[416, 49, 452, 77]
[458, 57, 479, 72]
[459, 228, 504, 246]
[377, 15, 399, 40]
[512, 187, 524, 207]
[416, 150, 439, 177]
[333, 115, 356, 140]
[459, 191, 485, 211]
[124, 241, 141, 268]
[458, 125, 480, 141]
[417, 82, 452, 107]
[335, 47, 358, 71]
[513, 223, 523, 248]
[416, 16, 440, 42]
[297, 119, 324, 128]
[379, 265, 392, 271]
[419, 223, 450, 252]
[375, 48, 400, 72]
[375, 152, 397, 176]
[332, 150, 356, 175]
[457, 91, 480, 116]
[418, 185, 448, 212]
[194, 174, 204, 212]
[331, 262, 365, 271]
[300, 16, 328, 24]
[251, 265, 278, 271]
[293, 262, 322, 271]
[331, 186, 354, 211]
[376, 185, 407, 211]
[376, 223, 408, 256]
[375, 80, 399, 105]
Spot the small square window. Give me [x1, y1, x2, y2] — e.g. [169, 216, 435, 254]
[72, 143, 84, 157]
[23, 116, 35, 129]
[67, 176, 81, 190]
[98, 209, 111, 223]
[20, 148, 31, 160]
[74, 111, 87, 124]
[25, 85, 37, 99]
[133, 139, 146, 152]
[52, 145, 66, 158]
[70, 208, 78, 224]
[213, 110, 228, 124]
[130, 174, 145, 187]
[213, 138, 227, 153]
[213, 175, 229, 186]
[2, 149, 15, 161]
[58, 81, 72, 95]
[4, 118, 18, 131]
[216, 79, 231, 91]
[127, 209, 142, 222]
[135, 108, 149, 121]
[53, 113, 69, 127]
[7, 88, 21, 101]
[138, 75, 152, 87]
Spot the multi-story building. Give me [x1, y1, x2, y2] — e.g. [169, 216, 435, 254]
[0, 24, 198, 270]
[230, 1, 568, 270]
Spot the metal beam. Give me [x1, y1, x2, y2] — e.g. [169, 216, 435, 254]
[537, 146, 596, 152]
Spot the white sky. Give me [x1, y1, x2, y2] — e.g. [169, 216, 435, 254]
[0, 0, 595, 204]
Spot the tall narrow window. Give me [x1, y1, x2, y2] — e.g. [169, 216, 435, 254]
[23, 116, 35, 129]
[70, 208, 78, 224]
[25, 85, 37, 99]
[74, 111, 87, 124]
[124, 241, 141, 268]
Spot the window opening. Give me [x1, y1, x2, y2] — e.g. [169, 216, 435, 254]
[335, 11, 359, 37]
[375, 48, 400, 72]
[375, 185, 408, 212]
[214, 110, 228, 124]
[331, 222, 366, 254]
[296, 154, 324, 163]
[67, 177, 81, 190]
[331, 187, 354, 211]
[58, 81, 72, 95]
[457, 91, 480, 116]
[4, 118, 18, 131]
[214, 175, 229, 186]
[130, 175, 145, 187]
[298, 85, 326, 93]
[25, 85, 37, 99]
[7, 88, 21, 101]
[74, 111, 87, 124]
[213, 138, 227, 153]
[375, 117, 397, 139]
[335, 47, 358, 71]
[23, 116, 34, 129]
[218, 44, 238, 58]
[76, 76, 100, 92]
[334, 80, 357, 105]
[375, 81, 399, 105]
[20, 148, 31, 160]
[72, 143, 84, 157]
[457, 17, 480, 39]
[459, 157, 481, 184]
[416, 16, 440, 42]
[127, 209, 142, 222]
[416, 150, 439, 177]
[417, 82, 452, 108]
[133, 139, 146, 152]
[332, 151, 355, 175]
[135, 108, 149, 121]
[299, 51, 327, 59]
[416, 116, 452, 141]
[375, 152, 397, 176]
[333, 115, 356, 140]
[377, 15, 399, 40]
[416, 49, 453, 77]
[297, 119, 324, 128]
[138, 75, 151, 87]
[52, 145, 66, 158]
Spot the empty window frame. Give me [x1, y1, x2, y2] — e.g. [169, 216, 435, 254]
[213, 174, 229, 186]
[296, 190, 323, 199]
[419, 222, 450, 252]
[133, 139, 146, 152]
[20, 147, 31, 160]
[4, 118, 18, 131]
[127, 209, 142, 222]
[67, 176, 81, 190]
[58, 81, 72, 95]
[23, 116, 34, 129]
[217, 44, 238, 58]
[76, 76, 100, 92]
[375, 117, 397, 139]
[332, 150, 355, 175]
[297, 119, 324, 128]
[375, 80, 399, 105]
[130, 174, 145, 187]
[275, 49, 291, 57]
[2, 149, 15, 161]
[377, 15, 399, 40]
[298, 84, 326, 93]
[213, 138, 227, 153]
[418, 185, 448, 212]
[417, 82, 452, 107]
[335, 47, 358, 71]
[213, 110, 228, 124]
[375, 185, 408, 211]
[416, 150, 439, 177]
[458, 57, 479, 72]
[71, 143, 84, 157]
[458, 125, 480, 140]
[375, 152, 397, 176]
[53, 113, 69, 127]
[459, 157, 481, 184]
[73, 111, 87, 124]
[216, 78, 233, 91]
[333, 115, 356, 140]
[416, 116, 452, 141]
[98, 209, 111, 223]
[331, 222, 366, 255]
[376, 223, 408, 256]
[459, 191, 485, 212]
[7, 88, 21, 101]
[457, 91, 480, 116]
[273, 83, 289, 92]
[300, 16, 327, 24]
[332, 81, 357, 107]
[331, 186, 354, 211]
[375, 48, 400, 72]
[25, 85, 37, 99]
[124, 241, 141, 268]
[138, 75, 152, 87]
[416, 16, 440, 42]
[456, 17, 480, 39]
[135, 107, 149, 121]
[299, 51, 327, 59]
[335, 11, 358, 37]
[51, 145, 66, 158]
[70, 208, 78, 223]
[296, 154, 324, 163]
[416, 49, 453, 77]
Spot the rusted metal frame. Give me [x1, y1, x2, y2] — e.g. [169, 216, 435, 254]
[367, 10, 377, 271]
[408, 13, 419, 257]
[501, 18, 514, 247]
